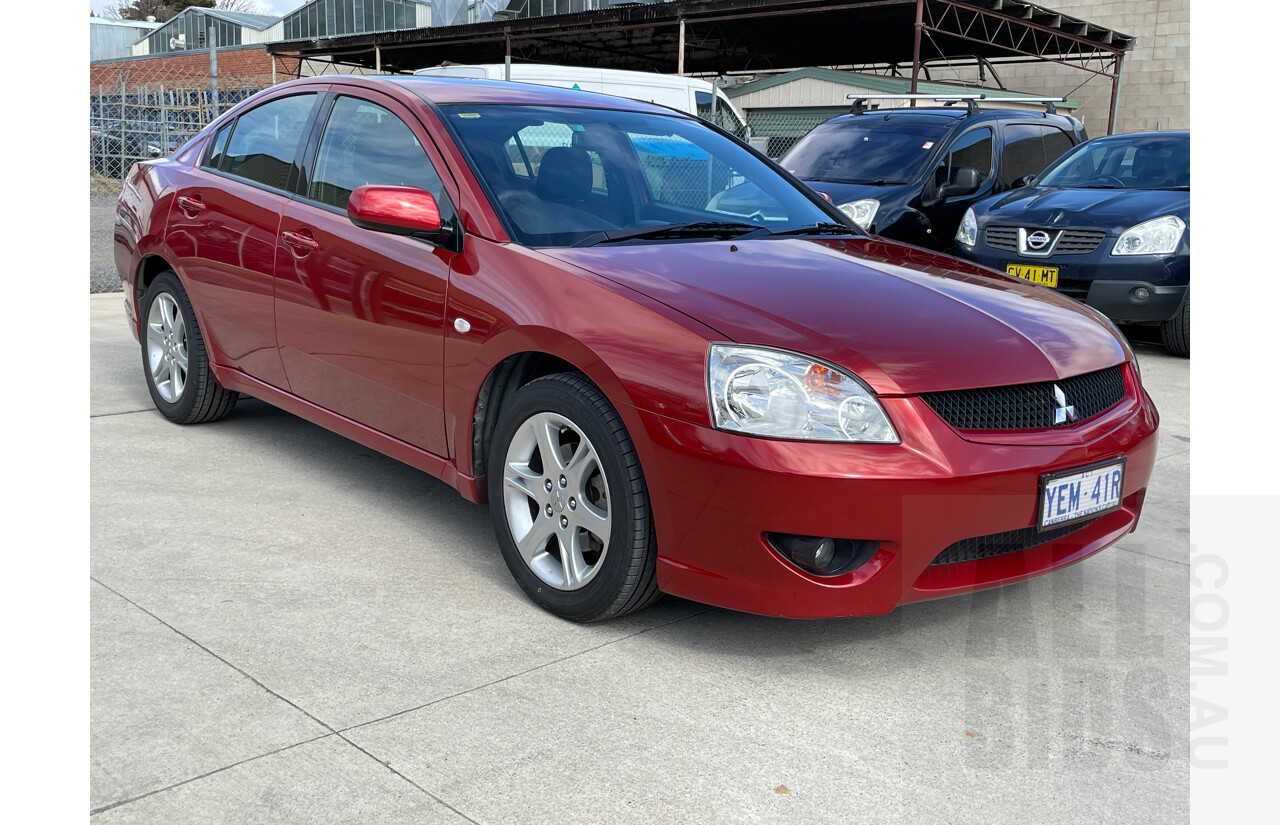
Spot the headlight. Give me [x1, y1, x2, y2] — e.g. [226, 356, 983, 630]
[1112, 215, 1185, 256]
[838, 199, 880, 231]
[707, 345, 899, 443]
[956, 207, 978, 246]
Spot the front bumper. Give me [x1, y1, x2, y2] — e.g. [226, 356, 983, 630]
[957, 237, 1189, 324]
[637, 365, 1159, 618]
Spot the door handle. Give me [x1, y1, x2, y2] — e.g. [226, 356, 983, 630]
[176, 194, 205, 216]
[281, 229, 320, 256]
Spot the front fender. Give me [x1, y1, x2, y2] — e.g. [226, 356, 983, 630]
[443, 237, 721, 482]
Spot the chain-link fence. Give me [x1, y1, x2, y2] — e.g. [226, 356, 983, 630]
[90, 54, 281, 292]
[740, 109, 833, 160]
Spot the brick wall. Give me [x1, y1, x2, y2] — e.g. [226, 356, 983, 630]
[988, 0, 1190, 135]
[89, 45, 291, 89]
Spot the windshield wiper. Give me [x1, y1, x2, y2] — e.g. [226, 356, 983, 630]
[767, 222, 862, 237]
[572, 221, 769, 247]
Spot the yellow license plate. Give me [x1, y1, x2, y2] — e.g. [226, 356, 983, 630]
[1006, 264, 1058, 287]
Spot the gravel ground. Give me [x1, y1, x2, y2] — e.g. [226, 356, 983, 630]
[91, 179, 123, 293]
[91, 198, 122, 293]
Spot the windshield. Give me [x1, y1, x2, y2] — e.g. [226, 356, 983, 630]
[440, 104, 838, 248]
[1038, 134, 1189, 190]
[781, 118, 948, 183]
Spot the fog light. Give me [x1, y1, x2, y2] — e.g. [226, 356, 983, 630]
[1130, 286, 1152, 302]
[767, 533, 879, 577]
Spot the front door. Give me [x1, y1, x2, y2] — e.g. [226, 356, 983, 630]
[274, 92, 459, 457]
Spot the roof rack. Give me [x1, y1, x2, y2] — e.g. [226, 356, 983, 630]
[847, 94, 1067, 116]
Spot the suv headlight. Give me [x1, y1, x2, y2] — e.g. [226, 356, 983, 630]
[708, 345, 899, 443]
[838, 199, 880, 231]
[1112, 215, 1185, 256]
[956, 207, 978, 246]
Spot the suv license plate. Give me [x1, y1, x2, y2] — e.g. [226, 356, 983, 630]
[1039, 459, 1125, 530]
[1007, 264, 1058, 287]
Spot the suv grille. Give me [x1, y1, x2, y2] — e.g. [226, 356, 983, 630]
[922, 366, 1126, 431]
[984, 226, 1107, 255]
[984, 225, 1019, 251]
[930, 519, 1096, 565]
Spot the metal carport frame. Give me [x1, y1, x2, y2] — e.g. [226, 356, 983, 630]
[269, 0, 1134, 133]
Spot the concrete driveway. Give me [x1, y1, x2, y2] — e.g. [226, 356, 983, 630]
[90, 293, 1189, 823]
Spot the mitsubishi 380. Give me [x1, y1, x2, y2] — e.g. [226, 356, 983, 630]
[114, 76, 1159, 621]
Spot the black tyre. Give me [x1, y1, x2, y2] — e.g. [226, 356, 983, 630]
[487, 373, 661, 621]
[140, 271, 239, 424]
[1160, 295, 1190, 357]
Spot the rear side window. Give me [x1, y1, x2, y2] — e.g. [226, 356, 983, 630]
[203, 123, 231, 170]
[308, 96, 448, 210]
[223, 94, 316, 191]
[1000, 124, 1076, 187]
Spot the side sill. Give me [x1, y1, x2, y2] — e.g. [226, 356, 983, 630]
[212, 366, 484, 504]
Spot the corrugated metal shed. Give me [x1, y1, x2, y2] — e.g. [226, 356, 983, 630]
[141, 8, 283, 56]
[90, 18, 160, 62]
[279, 0, 433, 41]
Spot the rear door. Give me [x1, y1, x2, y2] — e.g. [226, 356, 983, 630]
[274, 90, 460, 457]
[165, 91, 321, 389]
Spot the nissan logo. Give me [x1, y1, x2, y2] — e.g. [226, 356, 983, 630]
[1027, 231, 1052, 250]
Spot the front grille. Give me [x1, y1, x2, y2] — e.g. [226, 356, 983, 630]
[984, 225, 1019, 252]
[984, 226, 1107, 255]
[1054, 229, 1106, 254]
[923, 365, 1126, 431]
[930, 519, 1096, 565]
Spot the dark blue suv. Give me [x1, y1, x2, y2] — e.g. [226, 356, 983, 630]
[952, 131, 1190, 356]
[776, 101, 1088, 249]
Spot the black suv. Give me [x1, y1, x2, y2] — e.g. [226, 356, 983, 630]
[772, 99, 1088, 249]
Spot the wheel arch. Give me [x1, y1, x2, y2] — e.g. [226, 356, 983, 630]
[459, 329, 647, 504]
[134, 254, 178, 332]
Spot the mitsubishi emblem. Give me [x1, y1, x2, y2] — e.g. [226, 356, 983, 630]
[1053, 384, 1076, 425]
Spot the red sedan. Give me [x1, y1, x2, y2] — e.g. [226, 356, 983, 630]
[114, 76, 1159, 621]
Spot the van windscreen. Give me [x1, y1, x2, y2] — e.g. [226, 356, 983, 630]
[782, 119, 947, 184]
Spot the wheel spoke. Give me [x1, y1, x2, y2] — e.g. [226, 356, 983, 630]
[564, 440, 593, 486]
[515, 518, 555, 564]
[163, 296, 179, 331]
[575, 500, 610, 541]
[560, 531, 585, 588]
[503, 471, 536, 500]
[534, 417, 566, 472]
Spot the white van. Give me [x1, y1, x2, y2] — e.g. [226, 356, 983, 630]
[412, 63, 747, 133]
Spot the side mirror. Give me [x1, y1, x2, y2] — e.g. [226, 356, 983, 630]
[1012, 174, 1035, 189]
[348, 185, 450, 243]
[945, 167, 981, 198]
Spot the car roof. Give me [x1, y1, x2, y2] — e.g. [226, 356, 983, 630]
[317, 74, 683, 117]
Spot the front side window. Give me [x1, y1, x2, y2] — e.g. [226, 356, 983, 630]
[309, 96, 449, 212]
[223, 94, 317, 191]
[944, 127, 993, 182]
